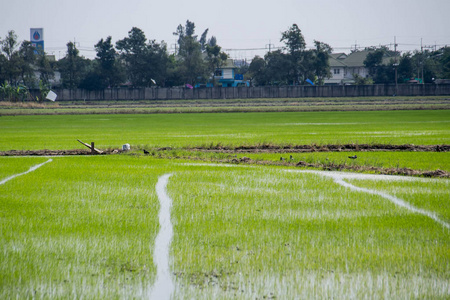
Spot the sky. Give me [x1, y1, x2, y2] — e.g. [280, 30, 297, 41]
[1, 0, 449, 60]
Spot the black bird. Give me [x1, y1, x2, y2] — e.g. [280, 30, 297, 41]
[143, 149, 149, 155]
[348, 155, 357, 159]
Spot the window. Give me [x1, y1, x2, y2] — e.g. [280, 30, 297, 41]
[334, 69, 340, 75]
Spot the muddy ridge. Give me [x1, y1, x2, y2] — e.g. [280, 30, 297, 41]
[189, 144, 449, 153]
[227, 157, 449, 178]
[0, 149, 119, 156]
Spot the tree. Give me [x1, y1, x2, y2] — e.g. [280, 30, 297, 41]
[0, 31, 24, 85]
[439, 47, 450, 79]
[116, 27, 169, 87]
[264, 50, 292, 85]
[312, 41, 332, 85]
[173, 20, 207, 85]
[58, 42, 90, 89]
[397, 52, 414, 82]
[205, 37, 228, 85]
[248, 56, 267, 86]
[364, 48, 395, 84]
[36, 51, 55, 87]
[92, 36, 125, 88]
[17, 41, 36, 87]
[280, 24, 306, 84]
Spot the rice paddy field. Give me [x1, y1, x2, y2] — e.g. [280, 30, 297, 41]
[0, 108, 449, 299]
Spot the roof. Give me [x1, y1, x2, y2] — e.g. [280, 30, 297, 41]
[220, 58, 236, 69]
[329, 56, 347, 68]
[330, 53, 347, 60]
[343, 51, 370, 67]
[328, 50, 396, 68]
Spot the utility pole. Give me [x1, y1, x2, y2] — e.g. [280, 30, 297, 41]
[421, 38, 424, 85]
[265, 40, 274, 53]
[394, 36, 398, 95]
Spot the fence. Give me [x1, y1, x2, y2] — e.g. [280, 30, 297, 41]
[20, 84, 450, 101]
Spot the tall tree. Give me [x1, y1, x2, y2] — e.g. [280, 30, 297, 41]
[0, 31, 22, 85]
[397, 52, 414, 82]
[312, 41, 332, 85]
[17, 41, 36, 87]
[248, 56, 267, 86]
[93, 36, 125, 88]
[439, 47, 450, 79]
[264, 50, 292, 85]
[58, 42, 89, 89]
[116, 27, 169, 87]
[205, 36, 228, 85]
[173, 20, 207, 85]
[36, 53, 54, 87]
[280, 24, 306, 84]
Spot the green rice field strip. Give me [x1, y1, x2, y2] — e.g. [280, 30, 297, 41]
[231, 151, 450, 172]
[1, 156, 449, 298]
[1, 107, 449, 298]
[0, 110, 448, 151]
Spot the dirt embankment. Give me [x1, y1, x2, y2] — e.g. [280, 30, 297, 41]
[227, 156, 450, 178]
[0, 149, 119, 156]
[190, 144, 449, 153]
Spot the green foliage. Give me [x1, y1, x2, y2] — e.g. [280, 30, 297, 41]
[0, 81, 29, 102]
[91, 36, 125, 89]
[353, 73, 374, 85]
[398, 52, 414, 82]
[0, 31, 36, 87]
[173, 20, 208, 85]
[58, 42, 90, 89]
[205, 41, 228, 85]
[249, 25, 332, 86]
[116, 27, 169, 87]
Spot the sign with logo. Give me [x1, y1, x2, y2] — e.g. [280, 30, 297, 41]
[30, 28, 44, 53]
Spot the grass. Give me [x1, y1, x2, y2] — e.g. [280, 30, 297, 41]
[1, 106, 449, 298]
[169, 163, 449, 299]
[231, 151, 450, 172]
[0, 110, 449, 151]
[1, 96, 449, 115]
[1, 156, 449, 298]
[0, 156, 164, 298]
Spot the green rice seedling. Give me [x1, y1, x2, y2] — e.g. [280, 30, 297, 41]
[236, 152, 450, 172]
[0, 157, 50, 179]
[169, 163, 449, 299]
[0, 110, 448, 151]
[0, 156, 168, 299]
[1, 156, 449, 298]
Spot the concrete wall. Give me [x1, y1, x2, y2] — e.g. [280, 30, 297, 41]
[20, 84, 450, 101]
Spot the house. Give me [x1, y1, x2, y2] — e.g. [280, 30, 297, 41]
[214, 59, 249, 87]
[325, 50, 394, 85]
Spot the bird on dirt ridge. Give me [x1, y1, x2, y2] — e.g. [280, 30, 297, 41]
[348, 155, 357, 159]
[143, 149, 149, 154]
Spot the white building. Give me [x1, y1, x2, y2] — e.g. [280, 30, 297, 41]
[325, 50, 393, 85]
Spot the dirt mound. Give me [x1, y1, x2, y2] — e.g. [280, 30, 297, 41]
[193, 144, 449, 153]
[0, 149, 119, 156]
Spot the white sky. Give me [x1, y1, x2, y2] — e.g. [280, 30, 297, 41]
[1, 0, 449, 60]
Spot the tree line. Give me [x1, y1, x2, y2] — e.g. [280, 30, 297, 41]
[360, 46, 450, 85]
[1, 22, 450, 101]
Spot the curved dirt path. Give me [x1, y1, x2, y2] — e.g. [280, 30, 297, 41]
[150, 173, 174, 300]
